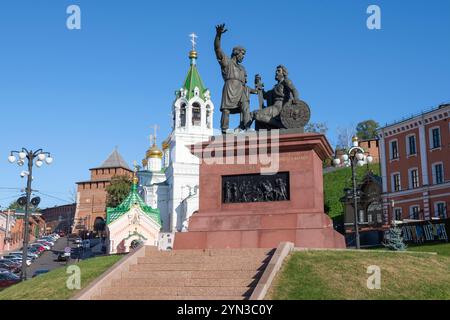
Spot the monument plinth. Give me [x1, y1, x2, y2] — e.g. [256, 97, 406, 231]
[173, 131, 346, 249]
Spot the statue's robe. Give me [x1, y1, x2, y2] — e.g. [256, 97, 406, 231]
[217, 54, 248, 113]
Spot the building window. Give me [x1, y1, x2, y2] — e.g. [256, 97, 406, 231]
[390, 140, 399, 159]
[180, 104, 186, 127]
[435, 202, 447, 219]
[392, 173, 401, 192]
[394, 208, 402, 221]
[432, 163, 444, 184]
[407, 135, 416, 155]
[410, 206, 420, 220]
[409, 168, 419, 189]
[192, 103, 201, 126]
[431, 127, 441, 149]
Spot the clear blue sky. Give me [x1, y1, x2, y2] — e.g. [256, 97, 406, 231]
[1, 0, 449, 209]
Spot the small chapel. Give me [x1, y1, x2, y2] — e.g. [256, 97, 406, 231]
[105, 171, 161, 254]
[137, 39, 214, 248]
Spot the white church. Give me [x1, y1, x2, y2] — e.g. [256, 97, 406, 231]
[137, 41, 214, 249]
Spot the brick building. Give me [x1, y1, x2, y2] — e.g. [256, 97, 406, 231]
[73, 149, 132, 234]
[359, 139, 380, 163]
[41, 203, 76, 233]
[0, 209, 45, 254]
[377, 104, 449, 223]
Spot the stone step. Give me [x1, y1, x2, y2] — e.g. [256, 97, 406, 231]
[121, 270, 263, 280]
[92, 294, 247, 300]
[129, 261, 267, 272]
[145, 247, 274, 256]
[111, 277, 258, 288]
[137, 255, 271, 264]
[101, 286, 253, 297]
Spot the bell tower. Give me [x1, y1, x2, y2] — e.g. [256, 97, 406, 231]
[164, 34, 215, 232]
[172, 33, 214, 136]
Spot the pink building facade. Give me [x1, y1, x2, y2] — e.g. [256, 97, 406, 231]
[377, 104, 450, 223]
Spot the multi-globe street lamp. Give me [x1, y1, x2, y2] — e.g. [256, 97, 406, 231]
[333, 137, 373, 249]
[8, 148, 53, 280]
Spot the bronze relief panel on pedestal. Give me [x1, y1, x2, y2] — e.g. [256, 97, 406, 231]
[222, 172, 290, 203]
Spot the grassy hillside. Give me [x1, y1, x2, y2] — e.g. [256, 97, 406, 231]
[0, 255, 122, 300]
[268, 244, 450, 300]
[323, 163, 381, 219]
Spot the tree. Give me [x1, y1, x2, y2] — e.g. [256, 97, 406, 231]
[336, 126, 356, 150]
[356, 120, 379, 140]
[105, 175, 132, 208]
[8, 200, 24, 210]
[383, 224, 407, 251]
[305, 122, 328, 135]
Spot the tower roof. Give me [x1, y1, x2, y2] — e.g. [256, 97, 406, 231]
[182, 51, 207, 101]
[96, 148, 131, 170]
[106, 177, 161, 225]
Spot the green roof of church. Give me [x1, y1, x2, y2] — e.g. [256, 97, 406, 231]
[106, 181, 161, 225]
[182, 58, 207, 101]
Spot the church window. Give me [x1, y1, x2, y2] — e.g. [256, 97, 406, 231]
[180, 103, 186, 127]
[192, 103, 201, 126]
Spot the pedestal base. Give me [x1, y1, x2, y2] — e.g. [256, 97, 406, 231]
[173, 132, 345, 250]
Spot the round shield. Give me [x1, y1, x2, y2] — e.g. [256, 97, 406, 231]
[280, 100, 311, 129]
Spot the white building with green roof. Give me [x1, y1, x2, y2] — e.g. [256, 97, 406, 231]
[137, 41, 214, 242]
[106, 175, 161, 254]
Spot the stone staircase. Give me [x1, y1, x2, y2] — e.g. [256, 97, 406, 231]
[91, 247, 275, 300]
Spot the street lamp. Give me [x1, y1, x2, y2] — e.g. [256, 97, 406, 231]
[333, 136, 373, 249]
[8, 148, 53, 280]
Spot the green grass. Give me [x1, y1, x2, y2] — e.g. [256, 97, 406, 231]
[0, 255, 122, 300]
[323, 163, 380, 219]
[407, 242, 450, 256]
[268, 247, 450, 300]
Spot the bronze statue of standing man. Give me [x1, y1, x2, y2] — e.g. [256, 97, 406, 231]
[214, 24, 253, 134]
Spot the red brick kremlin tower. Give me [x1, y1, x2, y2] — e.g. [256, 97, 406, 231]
[72, 148, 132, 234]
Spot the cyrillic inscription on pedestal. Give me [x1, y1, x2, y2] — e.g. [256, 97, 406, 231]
[222, 172, 290, 203]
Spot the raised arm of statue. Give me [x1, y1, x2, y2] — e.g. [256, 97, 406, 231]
[215, 24, 228, 65]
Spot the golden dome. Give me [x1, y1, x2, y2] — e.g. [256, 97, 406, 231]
[132, 175, 139, 185]
[146, 144, 163, 159]
[189, 50, 198, 59]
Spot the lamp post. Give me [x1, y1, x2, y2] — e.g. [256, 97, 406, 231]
[333, 137, 373, 249]
[8, 148, 53, 280]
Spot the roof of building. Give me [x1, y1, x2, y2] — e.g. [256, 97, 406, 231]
[378, 103, 450, 130]
[182, 53, 207, 101]
[106, 178, 161, 225]
[94, 148, 131, 171]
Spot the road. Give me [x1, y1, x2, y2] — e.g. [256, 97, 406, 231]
[26, 237, 87, 279]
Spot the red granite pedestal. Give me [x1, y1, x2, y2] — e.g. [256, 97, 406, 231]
[174, 131, 345, 249]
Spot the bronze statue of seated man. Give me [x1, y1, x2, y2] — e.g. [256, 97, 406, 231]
[251, 65, 303, 130]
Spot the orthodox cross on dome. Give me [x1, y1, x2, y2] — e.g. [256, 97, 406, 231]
[189, 33, 198, 51]
[150, 124, 159, 146]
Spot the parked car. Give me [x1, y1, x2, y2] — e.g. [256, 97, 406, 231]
[28, 247, 43, 256]
[37, 239, 54, 246]
[32, 269, 50, 278]
[1, 255, 32, 266]
[0, 262, 20, 274]
[30, 243, 48, 252]
[0, 272, 21, 288]
[57, 252, 70, 262]
[33, 242, 50, 250]
[0, 259, 21, 269]
[10, 251, 38, 260]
